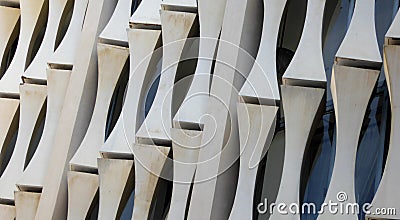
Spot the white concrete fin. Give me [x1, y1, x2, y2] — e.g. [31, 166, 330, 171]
[283, 0, 327, 87]
[136, 10, 196, 144]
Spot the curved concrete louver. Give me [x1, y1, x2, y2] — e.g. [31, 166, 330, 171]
[0, 6, 19, 76]
[48, 0, 88, 69]
[318, 65, 379, 220]
[0, 98, 19, 168]
[282, 0, 327, 87]
[97, 158, 134, 220]
[239, 0, 287, 104]
[229, 103, 278, 220]
[136, 10, 197, 145]
[166, 128, 201, 220]
[173, 0, 227, 129]
[99, 0, 132, 45]
[69, 43, 129, 172]
[130, 0, 162, 27]
[17, 69, 71, 191]
[100, 28, 161, 158]
[131, 144, 170, 220]
[366, 45, 400, 219]
[335, 0, 382, 67]
[0, 84, 47, 202]
[22, 0, 69, 82]
[0, 0, 46, 96]
[34, 0, 118, 218]
[270, 85, 325, 220]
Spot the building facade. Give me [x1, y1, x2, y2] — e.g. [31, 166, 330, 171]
[0, 0, 398, 219]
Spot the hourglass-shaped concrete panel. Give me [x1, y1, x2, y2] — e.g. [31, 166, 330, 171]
[282, 0, 327, 87]
[0, 84, 47, 202]
[270, 85, 324, 220]
[335, 0, 382, 67]
[229, 103, 278, 220]
[317, 65, 379, 220]
[69, 43, 129, 172]
[100, 28, 161, 157]
[48, 0, 88, 69]
[22, 0, 69, 81]
[99, 0, 132, 45]
[0, 0, 46, 95]
[239, 0, 287, 104]
[17, 69, 71, 191]
[173, 0, 227, 129]
[136, 10, 197, 144]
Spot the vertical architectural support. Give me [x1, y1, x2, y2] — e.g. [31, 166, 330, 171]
[188, 0, 263, 219]
[66, 171, 98, 220]
[0, 6, 20, 75]
[0, 98, 19, 168]
[318, 65, 379, 220]
[14, 191, 40, 220]
[166, 129, 201, 220]
[0, 0, 46, 95]
[0, 84, 47, 202]
[69, 43, 129, 172]
[17, 69, 71, 191]
[318, 0, 381, 219]
[34, 0, 117, 218]
[270, 86, 324, 220]
[48, 0, 89, 68]
[239, 0, 286, 104]
[366, 14, 400, 218]
[270, 1, 327, 219]
[97, 158, 134, 220]
[131, 144, 170, 220]
[231, 0, 286, 217]
[136, 10, 197, 144]
[22, 0, 69, 81]
[229, 104, 278, 220]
